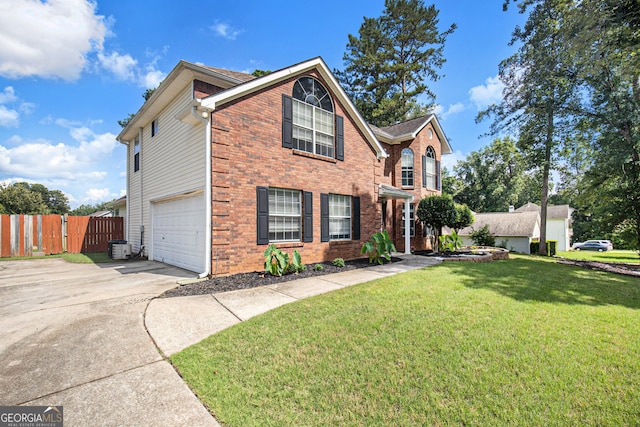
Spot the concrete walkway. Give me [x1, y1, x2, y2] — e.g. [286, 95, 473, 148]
[146, 254, 440, 357]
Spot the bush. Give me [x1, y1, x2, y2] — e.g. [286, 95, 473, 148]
[361, 230, 397, 265]
[263, 245, 305, 276]
[470, 224, 495, 247]
[314, 264, 324, 271]
[530, 240, 557, 256]
[439, 230, 464, 252]
[332, 258, 345, 268]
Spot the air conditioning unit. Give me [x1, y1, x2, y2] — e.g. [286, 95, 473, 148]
[111, 243, 132, 260]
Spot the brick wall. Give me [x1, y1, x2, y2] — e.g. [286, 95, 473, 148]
[209, 71, 383, 275]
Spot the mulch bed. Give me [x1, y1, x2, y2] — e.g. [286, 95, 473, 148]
[162, 257, 400, 298]
[556, 259, 640, 277]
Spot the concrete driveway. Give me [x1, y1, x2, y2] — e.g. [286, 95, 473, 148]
[0, 258, 219, 426]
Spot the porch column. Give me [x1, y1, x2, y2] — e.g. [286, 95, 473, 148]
[404, 197, 412, 255]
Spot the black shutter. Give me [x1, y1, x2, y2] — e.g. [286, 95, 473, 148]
[336, 115, 344, 161]
[436, 160, 441, 191]
[256, 186, 269, 244]
[422, 155, 427, 188]
[304, 191, 313, 242]
[353, 196, 360, 240]
[321, 193, 329, 242]
[282, 94, 293, 149]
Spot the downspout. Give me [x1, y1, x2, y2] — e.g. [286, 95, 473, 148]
[192, 105, 212, 278]
[138, 128, 144, 255]
[121, 139, 130, 244]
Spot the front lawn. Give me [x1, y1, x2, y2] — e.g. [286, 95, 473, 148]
[557, 249, 639, 264]
[171, 255, 640, 426]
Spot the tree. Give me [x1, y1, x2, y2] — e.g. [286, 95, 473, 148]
[252, 69, 272, 77]
[337, 0, 456, 126]
[565, 0, 640, 252]
[479, 0, 580, 255]
[0, 183, 48, 214]
[29, 183, 70, 214]
[452, 137, 539, 212]
[69, 201, 111, 216]
[118, 87, 158, 128]
[416, 194, 456, 250]
[451, 203, 474, 232]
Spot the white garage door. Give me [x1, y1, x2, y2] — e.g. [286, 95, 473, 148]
[152, 194, 205, 273]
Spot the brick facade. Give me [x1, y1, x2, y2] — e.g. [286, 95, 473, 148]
[208, 71, 383, 275]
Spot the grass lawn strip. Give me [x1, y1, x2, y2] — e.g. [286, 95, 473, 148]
[171, 255, 640, 426]
[557, 249, 639, 264]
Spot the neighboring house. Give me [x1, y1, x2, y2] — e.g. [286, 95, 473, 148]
[458, 211, 541, 254]
[89, 210, 112, 218]
[514, 202, 573, 251]
[117, 57, 451, 275]
[109, 196, 127, 231]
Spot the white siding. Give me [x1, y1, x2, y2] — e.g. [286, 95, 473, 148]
[461, 236, 533, 254]
[126, 84, 207, 258]
[547, 218, 570, 251]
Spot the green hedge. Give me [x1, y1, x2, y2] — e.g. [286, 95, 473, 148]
[530, 240, 557, 256]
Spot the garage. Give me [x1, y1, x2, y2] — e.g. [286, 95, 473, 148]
[152, 193, 206, 273]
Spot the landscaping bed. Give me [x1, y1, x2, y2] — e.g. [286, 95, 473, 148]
[557, 259, 640, 277]
[162, 257, 400, 298]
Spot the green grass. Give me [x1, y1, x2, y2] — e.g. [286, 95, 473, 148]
[0, 252, 113, 263]
[557, 249, 640, 264]
[171, 255, 640, 426]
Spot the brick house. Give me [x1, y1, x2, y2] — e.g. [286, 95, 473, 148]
[117, 57, 451, 276]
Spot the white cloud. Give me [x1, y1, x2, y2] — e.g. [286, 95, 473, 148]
[0, 0, 107, 80]
[432, 102, 466, 120]
[0, 86, 31, 127]
[0, 129, 118, 181]
[97, 50, 167, 89]
[469, 76, 504, 110]
[211, 20, 243, 40]
[0, 106, 19, 128]
[98, 51, 137, 81]
[85, 188, 113, 202]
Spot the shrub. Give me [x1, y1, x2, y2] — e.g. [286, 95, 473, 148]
[314, 263, 324, 271]
[470, 224, 495, 247]
[264, 245, 305, 276]
[530, 240, 557, 256]
[361, 230, 397, 265]
[332, 258, 345, 268]
[439, 230, 464, 252]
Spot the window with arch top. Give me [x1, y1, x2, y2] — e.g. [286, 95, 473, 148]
[282, 77, 344, 161]
[424, 146, 436, 189]
[401, 148, 414, 187]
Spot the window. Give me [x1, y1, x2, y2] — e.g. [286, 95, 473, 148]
[151, 119, 159, 137]
[268, 188, 301, 242]
[329, 194, 351, 240]
[424, 146, 436, 189]
[133, 136, 140, 172]
[292, 77, 334, 158]
[401, 148, 414, 187]
[402, 203, 415, 237]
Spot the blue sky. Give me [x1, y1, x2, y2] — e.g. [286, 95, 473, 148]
[0, 0, 525, 208]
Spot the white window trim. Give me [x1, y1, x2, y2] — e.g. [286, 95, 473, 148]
[329, 194, 351, 241]
[268, 188, 302, 243]
[293, 98, 335, 158]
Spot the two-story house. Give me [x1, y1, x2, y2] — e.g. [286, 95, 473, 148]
[117, 57, 451, 276]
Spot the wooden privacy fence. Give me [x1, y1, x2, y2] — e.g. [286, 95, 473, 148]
[0, 214, 124, 257]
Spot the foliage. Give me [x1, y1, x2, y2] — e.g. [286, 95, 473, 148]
[451, 203, 474, 232]
[69, 200, 115, 216]
[416, 194, 456, 249]
[251, 69, 272, 77]
[332, 258, 346, 268]
[530, 240, 557, 257]
[439, 230, 463, 252]
[314, 264, 324, 271]
[450, 138, 541, 212]
[361, 230, 397, 265]
[336, 0, 456, 126]
[118, 87, 158, 128]
[0, 182, 69, 214]
[470, 224, 496, 247]
[263, 245, 306, 276]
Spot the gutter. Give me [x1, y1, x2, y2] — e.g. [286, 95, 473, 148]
[191, 105, 213, 278]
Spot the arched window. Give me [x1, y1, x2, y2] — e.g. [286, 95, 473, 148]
[401, 148, 414, 187]
[292, 77, 335, 158]
[424, 146, 436, 189]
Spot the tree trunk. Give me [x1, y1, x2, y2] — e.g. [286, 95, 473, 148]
[539, 111, 554, 256]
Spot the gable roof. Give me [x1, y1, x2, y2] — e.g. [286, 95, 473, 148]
[117, 61, 252, 142]
[370, 114, 453, 155]
[514, 202, 573, 219]
[458, 211, 541, 237]
[200, 57, 388, 159]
